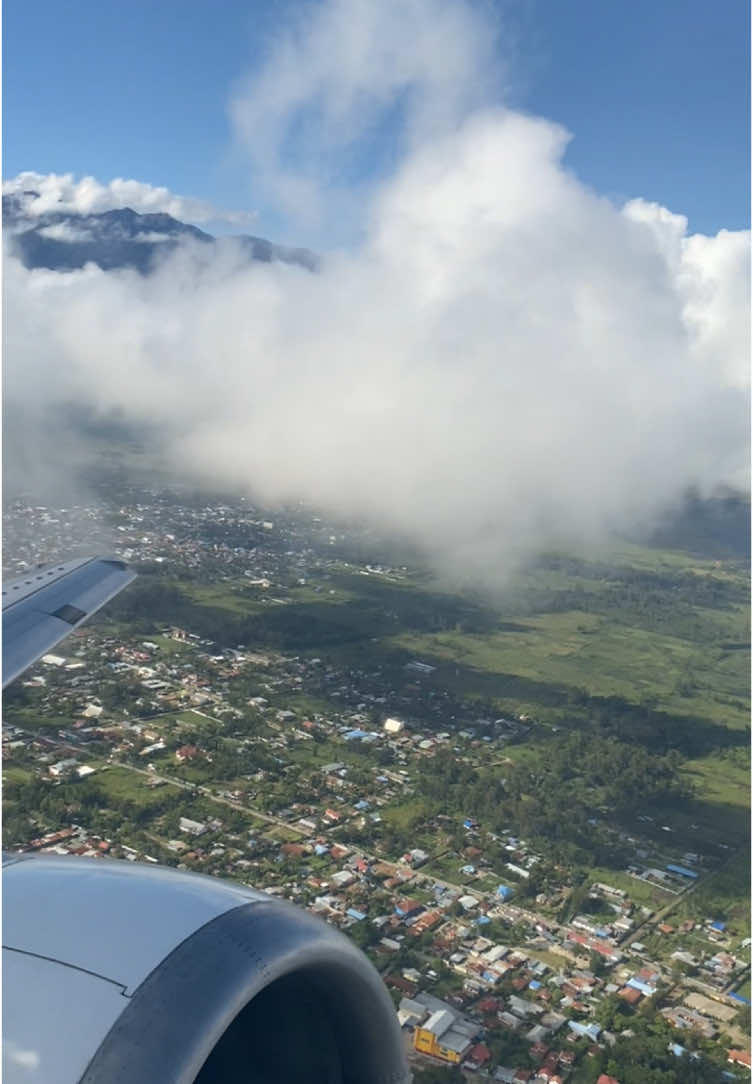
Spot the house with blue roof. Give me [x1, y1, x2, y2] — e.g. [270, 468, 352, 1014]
[568, 1021, 601, 1042]
[666, 864, 698, 879]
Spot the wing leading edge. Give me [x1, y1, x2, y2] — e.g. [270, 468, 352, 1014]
[2, 556, 136, 688]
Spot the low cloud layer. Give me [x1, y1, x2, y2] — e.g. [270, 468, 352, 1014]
[4, 0, 749, 580]
[3, 172, 255, 226]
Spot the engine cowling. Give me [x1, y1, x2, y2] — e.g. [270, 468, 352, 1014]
[2, 854, 411, 1083]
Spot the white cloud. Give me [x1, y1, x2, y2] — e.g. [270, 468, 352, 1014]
[3, 172, 255, 226]
[229, 0, 504, 238]
[624, 199, 750, 392]
[4, 1041, 40, 1071]
[4, 0, 749, 580]
[37, 221, 95, 243]
[130, 232, 176, 243]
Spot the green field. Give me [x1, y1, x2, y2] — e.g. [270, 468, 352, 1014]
[394, 604, 748, 729]
[113, 540, 750, 747]
[88, 765, 182, 810]
[381, 798, 433, 832]
[682, 749, 751, 808]
[587, 866, 675, 907]
[2, 765, 35, 790]
[149, 708, 221, 731]
[181, 581, 266, 615]
[264, 824, 307, 842]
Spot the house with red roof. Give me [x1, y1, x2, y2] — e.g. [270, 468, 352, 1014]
[467, 1043, 491, 1068]
[175, 744, 200, 761]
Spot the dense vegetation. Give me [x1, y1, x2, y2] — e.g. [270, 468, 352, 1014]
[414, 737, 691, 867]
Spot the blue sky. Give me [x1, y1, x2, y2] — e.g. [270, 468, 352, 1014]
[3, 0, 749, 238]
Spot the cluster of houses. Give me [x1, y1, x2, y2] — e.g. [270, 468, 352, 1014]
[394, 960, 612, 1078]
[3, 495, 750, 1081]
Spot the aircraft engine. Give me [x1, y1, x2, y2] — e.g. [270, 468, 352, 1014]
[3, 853, 411, 1083]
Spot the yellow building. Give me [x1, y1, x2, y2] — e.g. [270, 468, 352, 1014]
[413, 1009, 472, 1064]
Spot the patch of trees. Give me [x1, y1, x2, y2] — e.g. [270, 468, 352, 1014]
[500, 552, 749, 644]
[414, 735, 690, 868]
[583, 1012, 732, 1083]
[562, 690, 749, 759]
[411, 1067, 465, 1084]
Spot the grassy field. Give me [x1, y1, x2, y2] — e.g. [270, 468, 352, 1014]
[264, 824, 307, 843]
[148, 633, 194, 658]
[284, 737, 380, 770]
[86, 765, 181, 811]
[269, 692, 341, 719]
[381, 797, 433, 832]
[2, 765, 35, 789]
[182, 575, 357, 614]
[116, 537, 749, 749]
[681, 749, 751, 808]
[422, 854, 472, 884]
[394, 606, 748, 729]
[270, 544, 750, 742]
[586, 866, 675, 907]
[149, 708, 221, 731]
[181, 581, 265, 615]
[6, 709, 77, 732]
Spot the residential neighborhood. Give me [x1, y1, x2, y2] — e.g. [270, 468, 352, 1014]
[3, 491, 750, 1083]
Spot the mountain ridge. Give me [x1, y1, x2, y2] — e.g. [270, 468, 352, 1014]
[2, 193, 317, 274]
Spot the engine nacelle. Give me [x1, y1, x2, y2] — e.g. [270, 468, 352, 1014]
[3, 854, 411, 1083]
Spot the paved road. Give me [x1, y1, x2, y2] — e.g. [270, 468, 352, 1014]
[124, 762, 308, 836]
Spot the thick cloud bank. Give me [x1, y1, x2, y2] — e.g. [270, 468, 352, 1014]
[4, 0, 749, 578]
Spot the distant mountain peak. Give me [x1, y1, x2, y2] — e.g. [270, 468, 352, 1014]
[2, 198, 317, 274]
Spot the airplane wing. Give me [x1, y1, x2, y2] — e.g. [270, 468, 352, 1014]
[2, 556, 136, 688]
